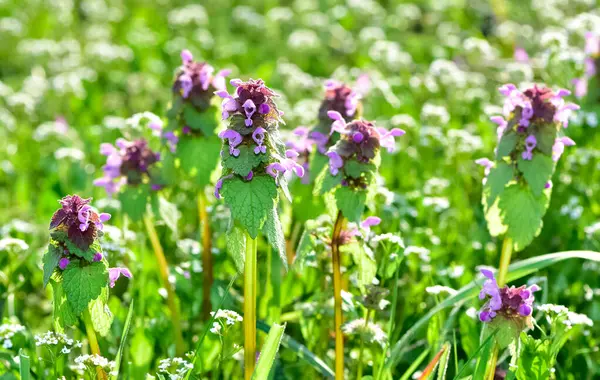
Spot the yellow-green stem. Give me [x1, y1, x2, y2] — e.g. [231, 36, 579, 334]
[331, 211, 346, 380]
[143, 214, 185, 356]
[356, 309, 373, 380]
[83, 309, 108, 380]
[486, 237, 514, 380]
[198, 193, 213, 321]
[244, 232, 258, 380]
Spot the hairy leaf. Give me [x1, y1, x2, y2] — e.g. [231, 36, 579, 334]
[264, 208, 288, 270]
[43, 243, 62, 288]
[314, 167, 343, 195]
[63, 261, 108, 316]
[222, 145, 269, 177]
[484, 161, 514, 208]
[89, 287, 113, 336]
[517, 154, 555, 196]
[335, 186, 367, 223]
[496, 131, 518, 159]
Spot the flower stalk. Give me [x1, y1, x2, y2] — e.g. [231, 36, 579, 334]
[331, 211, 346, 380]
[143, 214, 185, 356]
[244, 232, 258, 380]
[198, 192, 213, 321]
[83, 309, 107, 380]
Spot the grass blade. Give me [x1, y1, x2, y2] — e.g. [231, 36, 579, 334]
[399, 348, 430, 380]
[437, 342, 452, 380]
[257, 320, 335, 378]
[252, 323, 286, 380]
[418, 342, 449, 380]
[111, 299, 135, 380]
[19, 349, 30, 380]
[453, 329, 498, 380]
[385, 250, 600, 369]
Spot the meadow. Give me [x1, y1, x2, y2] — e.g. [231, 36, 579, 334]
[1, 0, 600, 379]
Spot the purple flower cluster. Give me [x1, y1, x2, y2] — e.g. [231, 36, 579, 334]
[572, 33, 599, 99]
[286, 127, 313, 184]
[173, 49, 230, 106]
[325, 112, 404, 188]
[94, 138, 161, 196]
[50, 195, 110, 250]
[215, 78, 303, 198]
[478, 269, 540, 323]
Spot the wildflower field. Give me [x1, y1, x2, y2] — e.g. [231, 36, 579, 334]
[2, 0, 600, 379]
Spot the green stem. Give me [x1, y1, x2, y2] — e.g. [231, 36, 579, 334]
[198, 192, 213, 321]
[244, 232, 258, 380]
[486, 237, 514, 380]
[356, 309, 373, 380]
[143, 214, 185, 356]
[331, 211, 346, 380]
[83, 310, 108, 380]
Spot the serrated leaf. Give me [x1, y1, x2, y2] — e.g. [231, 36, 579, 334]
[227, 226, 246, 273]
[222, 145, 269, 177]
[43, 243, 62, 288]
[119, 186, 149, 222]
[221, 175, 278, 239]
[63, 261, 108, 316]
[533, 126, 557, 155]
[264, 208, 288, 270]
[516, 334, 552, 380]
[158, 196, 180, 236]
[498, 184, 550, 251]
[177, 137, 221, 187]
[484, 161, 514, 208]
[183, 104, 219, 136]
[64, 239, 98, 262]
[313, 167, 343, 196]
[89, 287, 113, 336]
[517, 154, 555, 196]
[496, 131, 518, 159]
[335, 186, 366, 223]
[51, 280, 78, 330]
[343, 159, 376, 179]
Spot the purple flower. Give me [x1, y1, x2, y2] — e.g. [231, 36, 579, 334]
[585, 32, 599, 55]
[522, 135, 537, 161]
[584, 57, 597, 78]
[50, 195, 109, 250]
[265, 150, 305, 185]
[326, 151, 344, 176]
[218, 129, 243, 157]
[243, 99, 256, 127]
[179, 74, 193, 98]
[327, 111, 348, 135]
[93, 252, 103, 262]
[378, 128, 405, 153]
[478, 269, 540, 323]
[59, 258, 70, 270]
[214, 174, 233, 199]
[108, 267, 132, 288]
[181, 49, 193, 64]
[572, 78, 588, 99]
[320, 79, 362, 120]
[475, 158, 494, 178]
[164, 131, 179, 153]
[252, 127, 267, 154]
[514, 47, 529, 63]
[551, 136, 576, 162]
[310, 131, 329, 154]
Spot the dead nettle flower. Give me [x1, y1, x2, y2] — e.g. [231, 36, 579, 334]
[572, 32, 599, 99]
[173, 49, 230, 110]
[478, 269, 539, 347]
[325, 116, 404, 189]
[478, 84, 578, 190]
[285, 126, 313, 184]
[215, 78, 303, 199]
[94, 136, 162, 197]
[49, 195, 110, 251]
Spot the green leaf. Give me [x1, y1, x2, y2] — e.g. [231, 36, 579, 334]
[221, 175, 278, 239]
[436, 343, 451, 380]
[222, 145, 269, 177]
[498, 184, 549, 251]
[252, 323, 286, 380]
[227, 225, 246, 273]
[397, 348, 430, 380]
[496, 131, 518, 159]
[18, 349, 30, 380]
[178, 136, 221, 186]
[335, 186, 367, 223]
[343, 159, 376, 179]
[517, 154, 555, 196]
[183, 104, 219, 136]
[516, 334, 552, 380]
[89, 287, 113, 336]
[119, 186, 149, 222]
[345, 243, 376, 287]
[64, 239, 101, 262]
[293, 228, 317, 271]
[63, 261, 108, 316]
[43, 243, 62, 288]
[314, 167, 343, 195]
[256, 321, 334, 379]
[264, 208, 288, 270]
[385, 250, 600, 370]
[158, 196, 180, 236]
[484, 161, 514, 208]
[51, 280, 78, 330]
[533, 126, 557, 155]
[473, 327, 497, 380]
